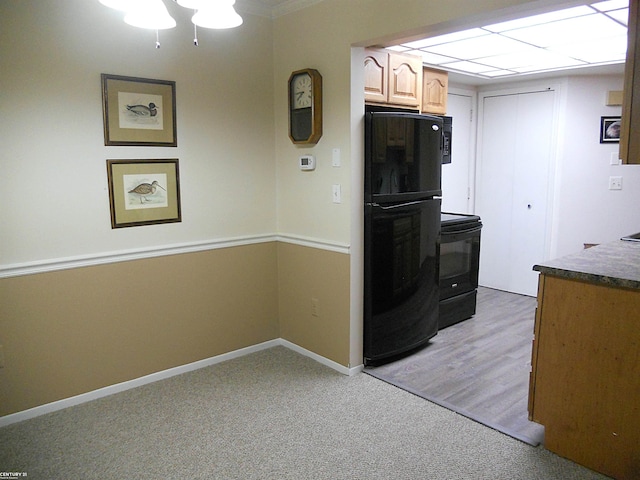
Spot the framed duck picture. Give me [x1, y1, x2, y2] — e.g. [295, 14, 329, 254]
[101, 74, 177, 146]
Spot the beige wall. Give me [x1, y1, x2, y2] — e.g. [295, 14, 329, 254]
[277, 243, 351, 366]
[0, 0, 276, 265]
[0, 244, 279, 417]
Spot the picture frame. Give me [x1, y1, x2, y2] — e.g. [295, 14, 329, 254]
[106, 159, 181, 229]
[600, 116, 621, 143]
[101, 74, 177, 146]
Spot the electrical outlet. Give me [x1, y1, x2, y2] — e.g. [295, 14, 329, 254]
[311, 298, 320, 317]
[609, 176, 622, 190]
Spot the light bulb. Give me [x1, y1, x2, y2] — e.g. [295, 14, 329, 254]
[192, 1, 243, 29]
[124, 0, 177, 29]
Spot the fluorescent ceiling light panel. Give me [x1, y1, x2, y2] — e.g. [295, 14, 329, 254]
[387, 45, 411, 52]
[425, 34, 527, 59]
[472, 47, 566, 70]
[416, 51, 460, 64]
[548, 34, 628, 63]
[483, 69, 521, 77]
[606, 8, 629, 25]
[501, 14, 626, 48]
[388, 1, 628, 80]
[402, 28, 487, 49]
[512, 55, 586, 72]
[483, 6, 594, 33]
[443, 60, 497, 74]
[591, 0, 629, 11]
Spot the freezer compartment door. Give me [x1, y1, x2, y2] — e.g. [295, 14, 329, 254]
[365, 112, 443, 203]
[364, 198, 440, 366]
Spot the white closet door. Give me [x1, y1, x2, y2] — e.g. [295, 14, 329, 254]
[477, 89, 555, 296]
[441, 92, 474, 214]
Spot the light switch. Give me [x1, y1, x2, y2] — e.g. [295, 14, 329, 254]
[610, 152, 620, 165]
[332, 148, 341, 167]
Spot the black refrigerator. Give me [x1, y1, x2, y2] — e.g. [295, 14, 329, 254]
[364, 111, 443, 366]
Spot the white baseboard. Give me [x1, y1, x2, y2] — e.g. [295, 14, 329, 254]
[280, 339, 364, 376]
[0, 339, 363, 428]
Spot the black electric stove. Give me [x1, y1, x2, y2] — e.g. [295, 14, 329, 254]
[439, 213, 482, 329]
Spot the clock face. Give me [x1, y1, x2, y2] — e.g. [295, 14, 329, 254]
[292, 73, 312, 109]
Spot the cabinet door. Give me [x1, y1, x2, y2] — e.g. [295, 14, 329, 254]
[364, 49, 388, 104]
[621, 0, 640, 163]
[387, 52, 422, 108]
[422, 67, 448, 115]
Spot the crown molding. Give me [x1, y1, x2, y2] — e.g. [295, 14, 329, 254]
[236, 0, 324, 19]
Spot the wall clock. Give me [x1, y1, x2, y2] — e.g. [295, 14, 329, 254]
[288, 68, 323, 145]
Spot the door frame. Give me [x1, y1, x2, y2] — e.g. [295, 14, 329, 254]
[447, 86, 478, 214]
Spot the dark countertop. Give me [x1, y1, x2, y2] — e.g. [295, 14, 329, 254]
[533, 240, 640, 290]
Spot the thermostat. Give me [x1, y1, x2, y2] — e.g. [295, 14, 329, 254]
[299, 155, 316, 171]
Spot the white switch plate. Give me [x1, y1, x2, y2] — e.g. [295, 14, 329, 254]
[610, 152, 621, 165]
[332, 148, 341, 167]
[332, 184, 341, 203]
[609, 176, 622, 190]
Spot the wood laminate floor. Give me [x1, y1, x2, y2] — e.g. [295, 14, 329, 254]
[365, 286, 545, 445]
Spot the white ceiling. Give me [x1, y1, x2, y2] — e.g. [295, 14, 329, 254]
[236, 0, 628, 84]
[389, 0, 628, 83]
[235, 0, 322, 18]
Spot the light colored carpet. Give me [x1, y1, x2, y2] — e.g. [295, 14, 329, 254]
[0, 346, 609, 479]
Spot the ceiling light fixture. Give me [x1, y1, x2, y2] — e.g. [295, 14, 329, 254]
[99, 0, 243, 48]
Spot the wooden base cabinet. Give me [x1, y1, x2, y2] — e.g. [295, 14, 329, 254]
[529, 274, 640, 479]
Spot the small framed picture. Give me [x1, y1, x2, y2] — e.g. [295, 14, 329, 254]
[600, 116, 621, 143]
[101, 74, 177, 146]
[106, 159, 181, 229]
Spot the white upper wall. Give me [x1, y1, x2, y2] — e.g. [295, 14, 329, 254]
[448, 73, 640, 260]
[2, 0, 628, 269]
[0, 0, 276, 267]
[553, 74, 640, 256]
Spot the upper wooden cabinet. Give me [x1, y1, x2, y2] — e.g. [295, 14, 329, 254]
[421, 67, 448, 115]
[621, 0, 640, 164]
[364, 49, 388, 104]
[364, 48, 422, 109]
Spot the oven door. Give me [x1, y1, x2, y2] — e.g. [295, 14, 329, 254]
[439, 222, 481, 301]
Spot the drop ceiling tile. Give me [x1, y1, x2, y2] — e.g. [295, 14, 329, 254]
[606, 8, 629, 25]
[548, 34, 628, 63]
[401, 28, 488, 49]
[424, 34, 528, 60]
[442, 60, 497, 74]
[501, 14, 626, 48]
[483, 5, 594, 33]
[591, 0, 629, 12]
